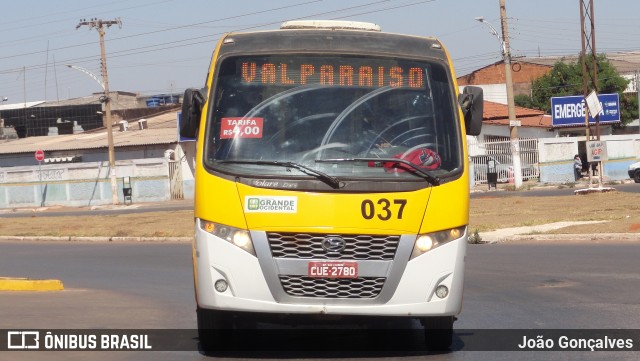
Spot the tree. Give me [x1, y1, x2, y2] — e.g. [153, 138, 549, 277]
[515, 54, 637, 127]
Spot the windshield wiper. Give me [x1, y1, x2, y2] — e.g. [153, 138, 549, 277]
[315, 158, 440, 186]
[217, 160, 341, 189]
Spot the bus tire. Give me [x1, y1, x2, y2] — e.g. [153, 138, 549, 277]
[197, 307, 233, 351]
[634, 169, 640, 183]
[423, 316, 454, 351]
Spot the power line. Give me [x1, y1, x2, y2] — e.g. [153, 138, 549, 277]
[11, 0, 638, 101]
[0, 0, 423, 75]
[0, 0, 173, 33]
[0, 0, 324, 62]
[0, 0, 426, 66]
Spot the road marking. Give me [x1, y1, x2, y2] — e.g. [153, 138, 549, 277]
[0, 277, 64, 291]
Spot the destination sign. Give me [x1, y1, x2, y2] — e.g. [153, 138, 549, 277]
[238, 57, 428, 89]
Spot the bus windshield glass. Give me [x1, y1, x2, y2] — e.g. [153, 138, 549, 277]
[205, 55, 461, 181]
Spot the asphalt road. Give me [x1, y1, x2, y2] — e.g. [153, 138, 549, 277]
[1, 239, 638, 360]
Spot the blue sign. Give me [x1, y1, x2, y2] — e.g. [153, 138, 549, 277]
[551, 93, 620, 127]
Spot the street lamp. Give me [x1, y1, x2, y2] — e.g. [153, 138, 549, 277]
[66, 65, 105, 91]
[474, 17, 506, 55]
[475, 11, 523, 188]
[66, 64, 118, 205]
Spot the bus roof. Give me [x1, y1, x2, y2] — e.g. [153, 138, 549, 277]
[221, 29, 446, 62]
[280, 20, 381, 32]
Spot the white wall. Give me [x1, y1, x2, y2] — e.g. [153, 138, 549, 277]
[538, 134, 640, 183]
[0, 158, 170, 208]
[479, 124, 552, 141]
[459, 84, 507, 104]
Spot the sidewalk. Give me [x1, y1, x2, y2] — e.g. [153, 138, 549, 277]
[0, 235, 192, 243]
[478, 221, 640, 243]
[471, 178, 634, 194]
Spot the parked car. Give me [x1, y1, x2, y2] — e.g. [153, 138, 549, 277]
[471, 153, 538, 183]
[628, 161, 640, 183]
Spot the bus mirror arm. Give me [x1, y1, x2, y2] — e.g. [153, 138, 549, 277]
[458, 86, 483, 136]
[180, 88, 206, 138]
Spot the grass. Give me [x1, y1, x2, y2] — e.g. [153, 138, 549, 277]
[0, 211, 194, 238]
[469, 191, 640, 234]
[0, 191, 639, 237]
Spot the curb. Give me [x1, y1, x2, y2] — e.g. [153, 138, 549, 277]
[479, 221, 609, 243]
[500, 233, 640, 243]
[0, 236, 193, 243]
[471, 179, 634, 194]
[0, 277, 64, 291]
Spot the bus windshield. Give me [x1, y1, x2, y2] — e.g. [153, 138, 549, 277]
[204, 55, 461, 181]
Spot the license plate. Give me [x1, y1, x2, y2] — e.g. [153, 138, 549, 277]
[308, 261, 358, 279]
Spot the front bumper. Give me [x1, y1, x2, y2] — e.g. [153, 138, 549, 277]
[193, 220, 466, 317]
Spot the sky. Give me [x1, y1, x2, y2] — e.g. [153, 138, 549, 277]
[1, 0, 639, 105]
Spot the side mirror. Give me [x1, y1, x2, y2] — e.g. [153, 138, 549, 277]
[458, 86, 483, 136]
[180, 88, 206, 139]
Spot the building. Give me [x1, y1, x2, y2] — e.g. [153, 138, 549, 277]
[457, 52, 640, 138]
[0, 91, 182, 139]
[458, 59, 552, 102]
[458, 51, 640, 100]
[0, 107, 193, 208]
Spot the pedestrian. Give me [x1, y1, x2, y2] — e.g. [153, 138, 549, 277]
[574, 154, 582, 181]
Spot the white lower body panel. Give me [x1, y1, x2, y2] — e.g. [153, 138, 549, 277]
[194, 221, 466, 317]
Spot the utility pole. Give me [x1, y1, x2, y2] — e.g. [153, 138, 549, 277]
[475, 1, 522, 188]
[76, 18, 122, 205]
[636, 70, 640, 135]
[579, 0, 602, 188]
[499, 0, 522, 188]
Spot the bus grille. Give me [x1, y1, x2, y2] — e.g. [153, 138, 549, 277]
[266, 232, 400, 260]
[279, 275, 385, 298]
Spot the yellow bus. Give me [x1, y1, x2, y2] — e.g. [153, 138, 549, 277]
[180, 20, 483, 350]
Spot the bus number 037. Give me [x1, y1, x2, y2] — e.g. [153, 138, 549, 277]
[360, 199, 407, 220]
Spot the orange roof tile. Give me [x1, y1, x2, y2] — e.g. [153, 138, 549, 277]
[483, 100, 545, 120]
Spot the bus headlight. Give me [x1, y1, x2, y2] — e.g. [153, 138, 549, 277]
[410, 226, 466, 260]
[199, 220, 256, 256]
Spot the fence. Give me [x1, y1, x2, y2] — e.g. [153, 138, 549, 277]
[168, 159, 184, 200]
[469, 138, 540, 184]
